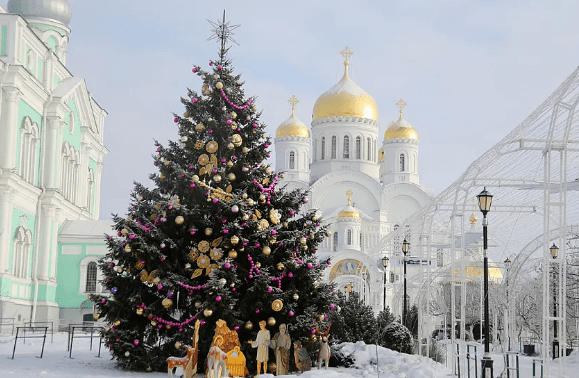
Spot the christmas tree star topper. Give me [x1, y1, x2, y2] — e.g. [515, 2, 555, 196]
[207, 10, 240, 61]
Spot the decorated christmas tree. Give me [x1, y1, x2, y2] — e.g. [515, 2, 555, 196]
[92, 13, 337, 372]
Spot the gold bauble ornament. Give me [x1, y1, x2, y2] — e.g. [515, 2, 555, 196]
[272, 299, 283, 312]
[228, 173, 236, 181]
[226, 161, 234, 168]
[245, 321, 253, 330]
[160, 174, 166, 180]
[121, 229, 129, 236]
[136, 308, 144, 315]
[229, 250, 238, 259]
[231, 111, 237, 119]
[227, 143, 235, 150]
[230, 235, 239, 245]
[205, 228, 213, 236]
[277, 263, 284, 271]
[195, 123, 206, 132]
[166, 325, 172, 329]
[203, 308, 213, 317]
[192, 175, 200, 183]
[124, 245, 132, 253]
[195, 301, 202, 308]
[231, 134, 242, 147]
[242, 214, 249, 221]
[183, 111, 189, 118]
[283, 222, 288, 228]
[162, 298, 173, 309]
[151, 321, 157, 326]
[267, 317, 276, 327]
[164, 160, 170, 166]
[313, 216, 318, 221]
[300, 237, 307, 245]
[185, 263, 191, 269]
[93, 313, 100, 320]
[213, 175, 222, 183]
[265, 167, 272, 175]
[216, 82, 223, 89]
[259, 195, 266, 204]
[175, 342, 182, 350]
[293, 293, 299, 301]
[242, 147, 249, 153]
[246, 198, 254, 206]
[114, 320, 121, 326]
[326, 231, 332, 237]
[241, 193, 248, 199]
[255, 262, 261, 269]
[318, 315, 324, 322]
[175, 216, 185, 225]
[310, 334, 318, 342]
[262, 246, 271, 255]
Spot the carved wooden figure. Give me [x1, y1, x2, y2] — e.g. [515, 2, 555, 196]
[167, 345, 196, 378]
[207, 335, 228, 378]
[315, 323, 331, 370]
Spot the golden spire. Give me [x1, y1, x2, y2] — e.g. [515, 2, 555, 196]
[288, 95, 299, 116]
[396, 99, 407, 118]
[469, 198, 478, 224]
[346, 189, 353, 206]
[340, 46, 353, 77]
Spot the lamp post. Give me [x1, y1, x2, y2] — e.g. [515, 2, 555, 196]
[477, 187, 494, 378]
[504, 257, 511, 351]
[345, 283, 352, 300]
[402, 239, 410, 328]
[550, 243, 559, 359]
[382, 256, 390, 312]
[362, 271, 368, 305]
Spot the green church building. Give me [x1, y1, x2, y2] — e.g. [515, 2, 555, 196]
[0, 0, 111, 328]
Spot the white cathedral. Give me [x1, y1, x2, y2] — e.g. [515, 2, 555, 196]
[274, 49, 435, 313]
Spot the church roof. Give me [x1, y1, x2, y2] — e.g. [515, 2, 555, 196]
[7, 0, 72, 26]
[383, 99, 418, 141]
[275, 96, 310, 138]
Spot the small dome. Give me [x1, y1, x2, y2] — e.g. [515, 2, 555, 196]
[276, 96, 310, 138]
[312, 49, 378, 122]
[378, 146, 385, 161]
[383, 100, 418, 141]
[337, 189, 360, 219]
[8, 0, 72, 26]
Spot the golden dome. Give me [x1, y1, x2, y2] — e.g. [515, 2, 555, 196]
[383, 99, 418, 141]
[312, 48, 379, 122]
[337, 190, 361, 219]
[276, 95, 310, 138]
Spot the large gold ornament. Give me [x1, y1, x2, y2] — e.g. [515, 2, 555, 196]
[229, 250, 238, 259]
[175, 216, 185, 225]
[124, 245, 132, 253]
[271, 299, 283, 312]
[198, 154, 209, 166]
[230, 235, 239, 245]
[245, 321, 253, 330]
[203, 308, 214, 317]
[205, 228, 213, 236]
[197, 254, 210, 268]
[93, 313, 100, 320]
[262, 246, 271, 255]
[162, 298, 173, 309]
[194, 141, 204, 150]
[267, 317, 276, 327]
[269, 209, 281, 225]
[198, 241, 210, 253]
[231, 134, 243, 147]
[121, 228, 129, 236]
[206, 141, 219, 153]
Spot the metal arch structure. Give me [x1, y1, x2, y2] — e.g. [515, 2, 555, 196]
[369, 67, 579, 377]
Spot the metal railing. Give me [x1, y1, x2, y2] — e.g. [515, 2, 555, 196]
[11, 326, 48, 359]
[504, 351, 520, 378]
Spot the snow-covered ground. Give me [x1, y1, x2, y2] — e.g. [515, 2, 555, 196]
[4, 331, 577, 377]
[0, 332, 451, 378]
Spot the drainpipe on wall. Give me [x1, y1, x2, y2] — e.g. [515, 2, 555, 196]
[30, 92, 52, 322]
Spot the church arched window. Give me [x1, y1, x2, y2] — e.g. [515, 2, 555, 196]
[347, 229, 352, 245]
[321, 137, 326, 160]
[355, 136, 361, 159]
[61, 143, 80, 203]
[400, 153, 405, 172]
[367, 138, 371, 160]
[12, 227, 31, 278]
[343, 136, 350, 159]
[86, 262, 98, 292]
[289, 151, 295, 169]
[18, 117, 39, 184]
[331, 136, 337, 159]
[333, 232, 338, 251]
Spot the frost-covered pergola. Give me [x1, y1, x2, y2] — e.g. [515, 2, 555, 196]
[370, 67, 579, 376]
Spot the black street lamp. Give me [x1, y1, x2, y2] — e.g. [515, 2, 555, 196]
[504, 257, 511, 350]
[345, 283, 353, 300]
[382, 256, 390, 312]
[402, 239, 410, 328]
[477, 187, 494, 378]
[550, 243, 559, 359]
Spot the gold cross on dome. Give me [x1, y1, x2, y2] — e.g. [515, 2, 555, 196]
[396, 99, 407, 117]
[288, 95, 299, 110]
[346, 190, 353, 206]
[340, 46, 353, 62]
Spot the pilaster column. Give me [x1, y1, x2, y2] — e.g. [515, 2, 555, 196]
[37, 204, 56, 280]
[93, 161, 103, 219]
[79, 142, 91, 209]
[0, 188, 15, 273]
[55, 123, 64, 193]
[0, 87, 22, 170]
[43, 117, 61, 188]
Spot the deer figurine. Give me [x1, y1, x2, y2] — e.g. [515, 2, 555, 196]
[315, 323, 331, 370]
[167, 345, 196, 378]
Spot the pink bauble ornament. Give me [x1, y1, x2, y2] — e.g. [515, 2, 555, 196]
[227, 120, 232, 125]
[224, 263, 231, 269]
[209, 62, 213, 66]
[311, 329, 316, 334]
[192, 68, 197, 73]
[158, 284, 163, 290]
[234, 326, 240, 330]
[307, 263, 313, 269]
[289, 211, 295, 216]
[174, 118, 178, 123]
[264, 144, 269, 148]
[217, 65, 222, 70]
[192, 98, 198, 103]
[288, 311, 294, 317]
[134, 340, 140, 346]
[267, 287, 273, 292]
[303, 197, 309, 203]
[255, 309, 260, 314]
[330, 304, 335, 310]
[215, 296, 222, 302]
[271, 230, 277, 235]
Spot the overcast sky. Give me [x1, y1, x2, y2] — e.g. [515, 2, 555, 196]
[14, 0, 579, 219]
